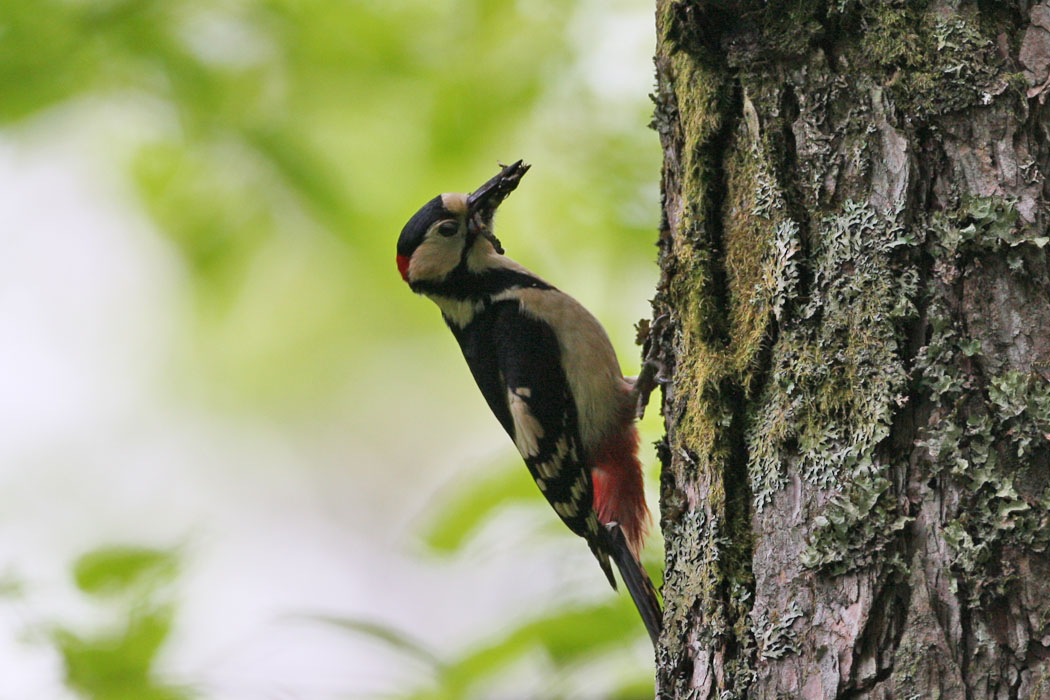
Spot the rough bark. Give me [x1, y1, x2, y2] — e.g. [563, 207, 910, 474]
[649, 1, 1050, 698]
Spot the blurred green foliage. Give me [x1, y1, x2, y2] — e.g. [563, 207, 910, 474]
[317, 597, 657, 700]
[0, 0, 659, 410]
[73, 547, 179, 598]
[330, 460, 665, 699]
[0, 0, 660, 696]
[410, 599, 652, 700]
[54, 546, 190, 700]
[423, 456, 543, 553]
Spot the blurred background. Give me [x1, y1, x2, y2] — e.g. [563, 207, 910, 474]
[0, 0, 662, 698]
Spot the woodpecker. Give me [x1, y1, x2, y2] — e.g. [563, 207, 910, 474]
[396, 161, 662, 645]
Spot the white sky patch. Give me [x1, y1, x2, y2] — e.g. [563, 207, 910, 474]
[176, 7, 276, 69]
[572, 6, 656, 100]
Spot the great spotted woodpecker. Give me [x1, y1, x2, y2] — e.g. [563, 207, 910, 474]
[396, 161, 662, 645]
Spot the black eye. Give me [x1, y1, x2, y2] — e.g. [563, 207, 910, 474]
[436, 221, 458, 237]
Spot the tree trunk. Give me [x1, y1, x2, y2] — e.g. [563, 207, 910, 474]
[649, 1, 1050, 698]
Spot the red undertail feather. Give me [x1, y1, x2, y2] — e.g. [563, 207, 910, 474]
[591, 423, 650, 558]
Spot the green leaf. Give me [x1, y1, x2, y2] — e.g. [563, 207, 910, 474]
[610, 677, 661, 700]
[410, 598, 642, 700]
[54, 605, 191, 700]
[302, 615, 445, 669]
[73, 546, 177, 597]
[0, 569, 26, 599]
[423, 457, 543, 552]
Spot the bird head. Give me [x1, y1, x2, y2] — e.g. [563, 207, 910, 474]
[396, 160, 530, 285]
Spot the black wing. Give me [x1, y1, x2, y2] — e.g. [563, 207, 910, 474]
[448, 299, 652, 614]
[448, 299, 602, 544]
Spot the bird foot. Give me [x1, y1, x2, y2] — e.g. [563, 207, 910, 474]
[629, 359, 669, 420]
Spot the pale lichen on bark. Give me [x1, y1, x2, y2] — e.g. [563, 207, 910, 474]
[650, 1, 1050, 698]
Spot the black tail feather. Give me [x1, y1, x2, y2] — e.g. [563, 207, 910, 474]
[603, 524, 662, 647]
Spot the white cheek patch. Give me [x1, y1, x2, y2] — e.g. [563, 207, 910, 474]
[409, 235, 464, 281]
[508, 390, 544, 458]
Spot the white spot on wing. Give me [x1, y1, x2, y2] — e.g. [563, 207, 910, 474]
[569, 476, 589, 504]
[553, 501, 577, 518]
[508, 389, 544, 458]
[534, 435, 573, 479]
[536, 459, 558, 478]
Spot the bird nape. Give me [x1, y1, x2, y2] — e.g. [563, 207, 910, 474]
[396, 160, 663, 647]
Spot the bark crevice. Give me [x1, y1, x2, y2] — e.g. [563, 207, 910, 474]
[698, 79, 743, 346]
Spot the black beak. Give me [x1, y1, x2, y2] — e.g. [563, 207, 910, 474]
[466, 160, 530, 254]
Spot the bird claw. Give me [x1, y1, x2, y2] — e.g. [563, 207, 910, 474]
[630, 358, 666, 420]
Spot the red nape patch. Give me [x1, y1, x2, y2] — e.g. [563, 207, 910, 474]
[396, 255, 410, 282]
[591, 424, 651, 558]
